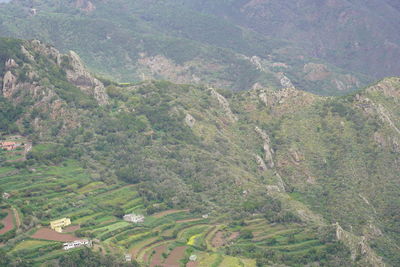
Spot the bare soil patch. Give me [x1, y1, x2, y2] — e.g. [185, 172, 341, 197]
[211, 231, 239, 248]
[186, 261, 198, 267]
[211, 231, 224, 247]
[31, 228, 79, 242]
[64, 225, 80, 232]
[149, 244, 168, 267]
[164, 246, 187, 266]
[0, 209, 14, 234]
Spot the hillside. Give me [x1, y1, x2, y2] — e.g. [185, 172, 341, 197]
[0, 0, 371, 95]
[179, 0, 400, 80]
[0, 38, 399, 266]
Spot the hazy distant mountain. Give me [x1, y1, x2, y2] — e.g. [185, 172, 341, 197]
[182, 0, 400, 79]
[0, 0, 380, 95]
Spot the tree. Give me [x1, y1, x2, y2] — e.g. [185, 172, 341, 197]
[240, 229, 254, 239]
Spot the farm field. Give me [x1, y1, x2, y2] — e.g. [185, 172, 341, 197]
[0, 144, 345, 266]
[0, 209, 14, 235]
[0, 148, 255, 265]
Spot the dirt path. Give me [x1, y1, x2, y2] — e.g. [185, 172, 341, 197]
[12, 207, 21, 229]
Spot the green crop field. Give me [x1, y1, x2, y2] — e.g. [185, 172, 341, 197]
[0, 149, 266, 266]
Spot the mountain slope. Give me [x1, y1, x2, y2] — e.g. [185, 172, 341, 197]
[0, 0, 371, 95]
[180, 0, 400, 80]
[0, 38, 399, 266]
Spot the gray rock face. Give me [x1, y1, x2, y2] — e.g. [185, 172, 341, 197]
[254, 154, 267, 171]
[5, 58, 18, 70]
[255, 126, 274, 168]
[210, 88, 238, 123]
[66, 51, 109, 106]
[335, 223, 385, 266]
[21, 46, 34, 62]
[2, 71, 17, 98]
[185, 113, 196, 128]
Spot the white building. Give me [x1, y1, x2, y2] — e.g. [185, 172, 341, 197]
[125, 254, 132, 262]
[123, 213, 144, 223]
[189, 255, 198, 261]
[63, 240, 92, 250]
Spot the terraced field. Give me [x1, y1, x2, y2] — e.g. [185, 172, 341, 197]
[0, 144, 343, 266]
[0, 145, 253, 266]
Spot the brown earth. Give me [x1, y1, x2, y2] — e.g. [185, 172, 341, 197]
[186, 261, 198, 267]
[211, 231, 224, 247]
[211, 231, 239, 248]
[31, 228, 79, 242]
[64, 225, 81, 232]
[164, 246, 187, 267]
[0, 209, 14, 234]
[149, 244, 167, 267]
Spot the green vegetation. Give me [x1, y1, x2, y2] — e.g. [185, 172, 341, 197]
[0, 38, 399, 266]
[0, 0, 372, 94]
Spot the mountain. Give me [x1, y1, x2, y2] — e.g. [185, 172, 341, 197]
[180, 0, 400, 80]
[0, 38, 399, 266]
[0, 0, 373, 95]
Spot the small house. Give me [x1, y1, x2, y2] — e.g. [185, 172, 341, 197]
[123, 213, 144, 223]
[50, 218, 71, 233]
[63, 240, 92, 250]
[0, 141, 20, 151]
[125, 254, 132, 262]
[189, 255, 198, 261]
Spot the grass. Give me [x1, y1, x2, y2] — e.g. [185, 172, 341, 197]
[0, 142, 348, 265]
[12, 240, 58, 252]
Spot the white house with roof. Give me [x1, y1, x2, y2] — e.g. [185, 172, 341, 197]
[63, 240, 92, 250]
[123, 213, 144, 223]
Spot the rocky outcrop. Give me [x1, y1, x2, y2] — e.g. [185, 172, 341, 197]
[335, 223, 385, 266]
[366, 77, 400, 99]
[75, 0, 96, 12]
[210, 88, 238, 123]
[276, 72, 294, 89]
[21, 46, 34, 62]
[332, 74, 360, 91]
[304, 63, 331, 81]
[137, 54, 211, 85]
[2, 71, 17, 98]
[185, 113, 196, 128]
[258, 89, 269, 107]
[66, 51, 109, 105]
[255, 126, 274, 168]
[254, 154, 267, 171]
[30, 40, 61, 62]
[356, 95, 400, 135]
[5, 58, 18, 70]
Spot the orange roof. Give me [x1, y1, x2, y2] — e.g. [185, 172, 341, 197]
[1, 142, 17, 146]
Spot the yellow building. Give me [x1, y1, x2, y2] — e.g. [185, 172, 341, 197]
[50, 218, 71, 233]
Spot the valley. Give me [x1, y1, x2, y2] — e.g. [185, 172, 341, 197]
[0, 12, 399, 266]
